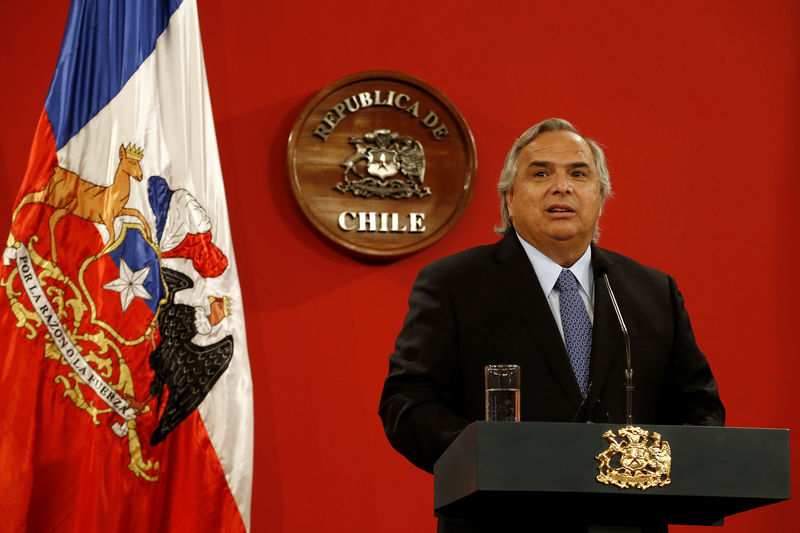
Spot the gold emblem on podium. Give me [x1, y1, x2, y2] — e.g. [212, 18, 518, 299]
[596, 426, 672, 490]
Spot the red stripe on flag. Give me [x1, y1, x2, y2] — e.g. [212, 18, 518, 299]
[13, 108, 58, 207]
[0, 108, 245, 532]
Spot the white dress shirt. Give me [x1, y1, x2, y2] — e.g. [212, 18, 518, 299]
[515, 233, 594, 342]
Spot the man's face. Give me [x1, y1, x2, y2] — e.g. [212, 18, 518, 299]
[507, 130, 603, 263]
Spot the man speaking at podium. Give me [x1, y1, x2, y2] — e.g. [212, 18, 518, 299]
[378, 118, 725, 532]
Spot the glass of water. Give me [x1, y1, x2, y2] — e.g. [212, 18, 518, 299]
[485, 364, 520, 421]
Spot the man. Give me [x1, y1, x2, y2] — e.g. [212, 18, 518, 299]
[378, 118, 724, 531]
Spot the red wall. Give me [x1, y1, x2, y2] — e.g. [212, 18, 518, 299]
[1, 1, 797, 531]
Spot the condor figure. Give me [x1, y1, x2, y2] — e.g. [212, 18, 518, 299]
[148, 268, 233, 446]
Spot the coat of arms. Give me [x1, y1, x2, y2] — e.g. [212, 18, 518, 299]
[3, 143, 234, 481]
[335, 128, 430, 199]
[596, 425, 672, 490]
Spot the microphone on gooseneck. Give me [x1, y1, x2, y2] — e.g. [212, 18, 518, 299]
[602, 272, 634, 425]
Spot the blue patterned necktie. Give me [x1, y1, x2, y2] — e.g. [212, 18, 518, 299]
[555, 269, 592, 396]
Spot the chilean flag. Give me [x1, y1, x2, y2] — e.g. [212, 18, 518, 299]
[0, 1, 253, 531]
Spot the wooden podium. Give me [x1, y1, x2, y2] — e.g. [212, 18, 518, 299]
[433, 422, 789, 530]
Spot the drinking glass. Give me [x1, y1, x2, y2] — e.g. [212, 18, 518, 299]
[485, 364, 520, 421]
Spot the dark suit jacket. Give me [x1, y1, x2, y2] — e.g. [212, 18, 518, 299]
[379, 234, 725, 474]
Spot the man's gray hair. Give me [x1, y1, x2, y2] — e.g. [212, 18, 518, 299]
[495, 118, 611, 237]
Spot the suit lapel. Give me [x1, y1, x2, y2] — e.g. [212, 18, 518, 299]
[586, 246, 622, 418]
[492, 235, 583, 408]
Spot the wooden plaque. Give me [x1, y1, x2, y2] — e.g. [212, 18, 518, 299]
[287, 71, 477, 260]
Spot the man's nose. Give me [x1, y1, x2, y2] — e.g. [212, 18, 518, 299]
[552, 171, 572, 193]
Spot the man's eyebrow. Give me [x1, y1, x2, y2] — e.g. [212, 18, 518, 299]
[526, 161, 592, 169]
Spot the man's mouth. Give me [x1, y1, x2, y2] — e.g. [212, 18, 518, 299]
[547, 206, 574, 213]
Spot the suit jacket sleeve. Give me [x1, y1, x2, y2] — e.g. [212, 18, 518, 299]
[663, 274, 725, 425]
[378, 263, 471, 473]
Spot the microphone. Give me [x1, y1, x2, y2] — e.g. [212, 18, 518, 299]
[602, 273, 633, 424]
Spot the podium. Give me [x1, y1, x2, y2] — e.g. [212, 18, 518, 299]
[434, 422, 789, 530]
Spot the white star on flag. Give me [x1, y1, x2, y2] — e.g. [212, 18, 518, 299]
[102, 258, 153, 312]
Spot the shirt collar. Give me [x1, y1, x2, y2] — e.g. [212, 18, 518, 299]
[515, 232, 594, 298]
